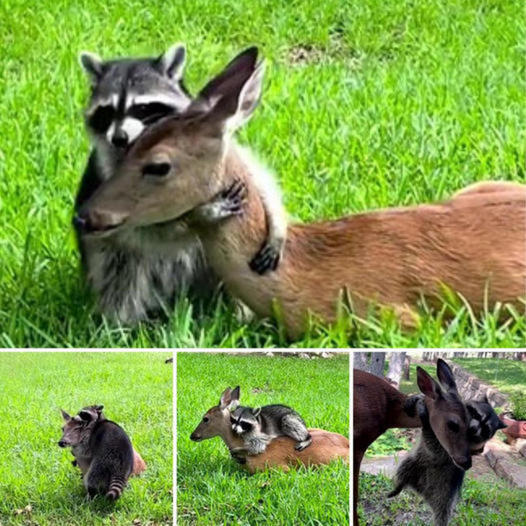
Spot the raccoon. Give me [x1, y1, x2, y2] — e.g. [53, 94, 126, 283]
[466, 396, 506, 454]
[74, 45, 286, 323]
[59, 407, 134, 500]
[230, 404, 312, 455]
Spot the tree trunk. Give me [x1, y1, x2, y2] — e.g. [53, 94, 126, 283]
[403, 355, 411, 380]
[353, 352, 386, 377]
[387, 352, 406, 388]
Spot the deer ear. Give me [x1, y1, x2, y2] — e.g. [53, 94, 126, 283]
[60, 409, 71, 421]
[231, 386, 240, 401]
[219, 388, 232, 409]
[190, 47, 263, 132]
[417, 367, 442, 400]
[436, 359, 458, 393]
[79, 51, 105, 85]
[156, 43, 186, 81]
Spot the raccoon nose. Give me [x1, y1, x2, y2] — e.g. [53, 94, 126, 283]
[111, 129, 129, 148]
[74, 210, 128, 234]
[58, 440, 66, 448]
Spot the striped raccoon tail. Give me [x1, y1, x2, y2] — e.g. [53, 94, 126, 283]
[106, 476, 126, 500]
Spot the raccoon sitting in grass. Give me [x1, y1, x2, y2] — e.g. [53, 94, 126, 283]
[226, 386, 312, 459]
[58, 406, 134, 500]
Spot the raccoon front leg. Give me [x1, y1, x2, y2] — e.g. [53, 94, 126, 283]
[280, 414, 312, 451]
[387, 455, 417, 498]
[188, 180, 247, 225]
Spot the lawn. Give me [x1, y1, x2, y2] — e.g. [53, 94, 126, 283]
[0, 0, 524, 348]
[177, 352, 349, 525]
[359, 472, 526, 525]
[0, 352, 173, 526]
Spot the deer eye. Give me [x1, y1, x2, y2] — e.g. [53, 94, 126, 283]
[202, 416, 209, 423]
[447, 421, 460, 433]
[142, 162, 171, 177]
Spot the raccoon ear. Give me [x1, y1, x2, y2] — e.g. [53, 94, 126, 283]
[78, 410, 94, 422]
[252, 407, 262, 418]
[156, 43, 186, 81]
[95, 405, 104, 412]
[60, 409, 71, 421]
[79, 52, 105, 85]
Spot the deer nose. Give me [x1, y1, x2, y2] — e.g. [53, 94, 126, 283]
[454, 455, 472, 470]
[58, 440, 66, 448]
[73, 209, 127, 234]
[111, 128, 128, 148]
[190, 432, 200, 441]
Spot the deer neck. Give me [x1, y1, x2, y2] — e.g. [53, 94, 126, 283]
[197, 145, 283, 315]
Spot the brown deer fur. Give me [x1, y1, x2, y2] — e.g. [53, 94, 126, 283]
[79, 47, 526, 339]
[353, 369, 422, 525]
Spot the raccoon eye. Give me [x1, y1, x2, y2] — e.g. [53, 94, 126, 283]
[142, 162, 171, 178]
[447, 421, 460, 433]
[129, 103, 173, 123]
[88, 105, 115, 133]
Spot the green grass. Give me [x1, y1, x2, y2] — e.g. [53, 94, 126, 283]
[1, 0, 524, 347]
[359, 472, 526, 525]
[177, 352, 349, 525]
[0, 352, 173, 525]
[453, 357, 526, 397]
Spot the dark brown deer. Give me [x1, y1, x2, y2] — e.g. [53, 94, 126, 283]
[353, 369, 421, 525]
[75, 47, 526, 339]
[190, 387, 349, 473]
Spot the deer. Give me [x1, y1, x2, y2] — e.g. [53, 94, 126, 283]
[189, 387, 349, 473]
[353, 360, 506, 525]
[74, 46, 526, 340]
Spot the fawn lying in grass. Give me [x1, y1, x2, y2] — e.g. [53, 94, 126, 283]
[190, 387, 349, 473]
[76, 47, 526, 339]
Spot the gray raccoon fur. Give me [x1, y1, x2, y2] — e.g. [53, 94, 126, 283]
[75, 46, 210, 323]
[230, 404, 312, 455]
[59, 407, 134, 500]
[387, 398, 466, 526]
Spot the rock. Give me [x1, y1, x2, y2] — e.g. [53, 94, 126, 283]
[492, 457, 526, 489]
[360, 451, 409, 478]
[516, 438, 526, 457]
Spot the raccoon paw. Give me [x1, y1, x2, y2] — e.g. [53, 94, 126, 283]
[219, 179, 247, 216]
[294, 437, 312, 451]
[190, 179, 247, 224]
[249, 241, 281, 275]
